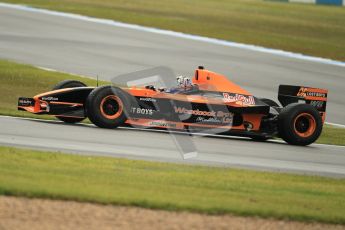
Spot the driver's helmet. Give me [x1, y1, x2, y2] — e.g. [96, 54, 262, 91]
[177, 76, 192, 88]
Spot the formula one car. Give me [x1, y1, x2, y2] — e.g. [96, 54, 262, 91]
[18, 66, 328, 145]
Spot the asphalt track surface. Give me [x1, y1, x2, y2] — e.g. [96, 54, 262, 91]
[0, 5, 344, 177]
[1, 116, 345, 178]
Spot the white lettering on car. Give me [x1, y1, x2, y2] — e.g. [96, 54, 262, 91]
[222, 93, 255, 105]
[131, 107, 154, 115]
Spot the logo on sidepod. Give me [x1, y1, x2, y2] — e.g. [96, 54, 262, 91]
[222, 93, 255, 105]
[149, 121, 176, 128]
[174, 107, 216, 117]
[131, 107, 154, 115]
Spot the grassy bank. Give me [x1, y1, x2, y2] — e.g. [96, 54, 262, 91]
[318, 125, 345, 146]
[0, 59, 105, 119]
[2, 0, 345, 61]
[0, 59, 344, 145]
[0, 146, 344, 224]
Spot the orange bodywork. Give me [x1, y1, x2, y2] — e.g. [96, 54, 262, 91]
[125, 68, 255, 107]
[193, 69, 251, 95]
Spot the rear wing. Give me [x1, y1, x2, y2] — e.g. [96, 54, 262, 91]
[278, 85, 328, 122]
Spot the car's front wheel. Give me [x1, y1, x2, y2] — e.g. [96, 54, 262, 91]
[86, 86, 129, 128]
[52, 80, 87, 123]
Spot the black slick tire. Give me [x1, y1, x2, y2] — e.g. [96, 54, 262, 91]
[53, 80, 87, 90]
[52, 80, 87, 123]
[278, 103, 322, 146]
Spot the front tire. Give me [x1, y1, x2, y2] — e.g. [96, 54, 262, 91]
[53, 80, 87, 90]
[278, 103, 322, 146]
[86, 86, 129, 129]
[52, 80, 87, 123]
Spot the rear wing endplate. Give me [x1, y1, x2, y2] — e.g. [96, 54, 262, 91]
[278, 85, 328, 122]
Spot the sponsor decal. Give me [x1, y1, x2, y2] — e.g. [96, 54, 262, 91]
[196, 117, 220, 123]
[42, 96, 58, 101]
[297, 88, 307, 97]
[222, 93, 255, 105]
[174, 106, 234, 124]
[149, 121, 177, 128]
[216, 111, 233, 118]
[196, 116, 232, 124]
[174, 106, 216, 117]
[310, 100, 324, 108]
[139, 97, 157, 102]
[19, 99, 33, 105]
[131, 107, 154, 115]
[297, 88, 326, 98]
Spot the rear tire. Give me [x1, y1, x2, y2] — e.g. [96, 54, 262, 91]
[52, 80, 87, 123]
[278, 103, 322, 146]
[86, 86, 129, 129]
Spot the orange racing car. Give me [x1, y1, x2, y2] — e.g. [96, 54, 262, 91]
[18, 66, 328, 145]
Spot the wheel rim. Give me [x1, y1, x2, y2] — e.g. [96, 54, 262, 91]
[100, 95, 123, 119]
[293, 113, 316, 138]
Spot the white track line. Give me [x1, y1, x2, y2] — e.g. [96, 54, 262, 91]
[325, 122, 345, 129]
[37, 66, 91, 79]
[0, 2, 345, 68]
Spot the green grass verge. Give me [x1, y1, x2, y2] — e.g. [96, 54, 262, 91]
[3, 0, 345, 61]
[0, 146, 344, 224]
[0, 59, 106, 120]
[0, 59, 344, 145]
[318, 125, 345, 146]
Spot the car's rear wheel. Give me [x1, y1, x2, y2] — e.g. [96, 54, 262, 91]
[278, 103, 322, 146]
[52, 80, 87, 123]
[86, 86, 128, 128]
